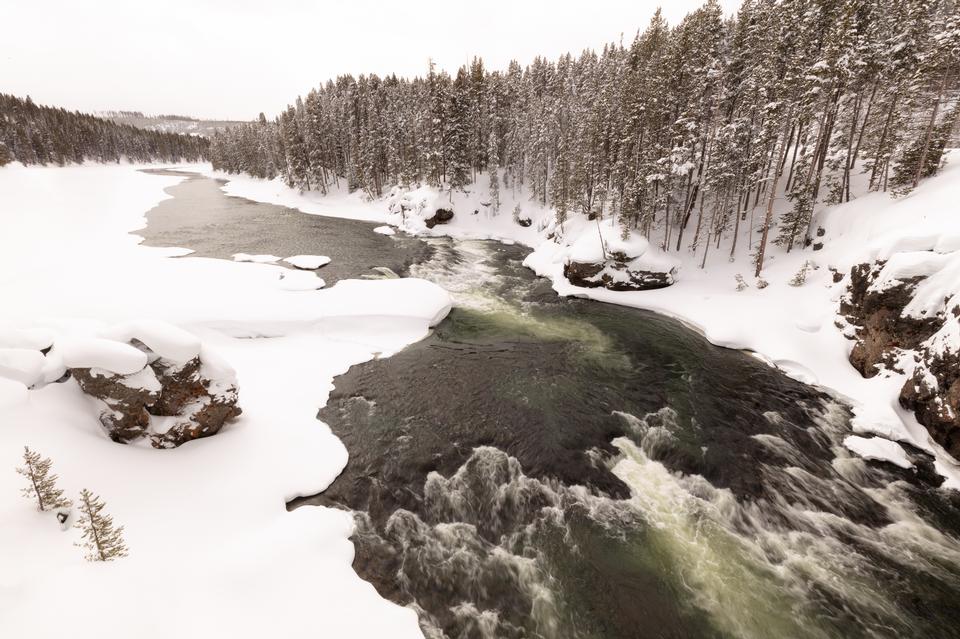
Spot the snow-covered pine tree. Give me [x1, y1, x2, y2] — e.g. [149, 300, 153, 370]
[487, 133, 500, 214]
[17, 446, 72, 512]
[446, 69, 473, 195]
[74, 488, 128, 562]
[0, 141, 12, 166]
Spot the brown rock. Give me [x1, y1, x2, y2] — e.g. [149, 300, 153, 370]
[69, 349, 240, 448]
[843, 261, 959, 458]
[71, 367, 159, 443]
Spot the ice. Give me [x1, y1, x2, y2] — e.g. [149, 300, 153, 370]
[233, 253, 280, 263]
[843, 435, 913, 469]
[283, 254, 331, 269]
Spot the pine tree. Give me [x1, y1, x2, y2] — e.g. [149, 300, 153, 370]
[487, 133, 501, 214]
[16, 446, 71, 512]
[74, 489, 128, 562]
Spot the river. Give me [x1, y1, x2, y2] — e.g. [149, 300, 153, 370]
[140, 170, 960, 639]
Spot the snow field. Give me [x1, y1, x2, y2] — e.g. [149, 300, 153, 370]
[0, 162, 450, 638]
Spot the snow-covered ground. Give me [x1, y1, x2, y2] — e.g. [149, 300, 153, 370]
[0, 162, 450, 637]
[206, 156, 960, 487]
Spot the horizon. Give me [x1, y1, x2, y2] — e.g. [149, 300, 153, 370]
[2, 0, 739, 121]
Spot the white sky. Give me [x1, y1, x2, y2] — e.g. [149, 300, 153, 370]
[2, 0, 741, 121]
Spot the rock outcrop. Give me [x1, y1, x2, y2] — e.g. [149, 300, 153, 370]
[70, 342, 240, 448]
[564, 253, 676, 291]
[840, 260, 959, 458]
[839, 262, 936, 377]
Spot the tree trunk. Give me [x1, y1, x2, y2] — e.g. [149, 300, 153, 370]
[851, 79, 878, 171]
[869, 88, 899, 191]
[755, 110, 794, 278]
[913, 69, 951, 189]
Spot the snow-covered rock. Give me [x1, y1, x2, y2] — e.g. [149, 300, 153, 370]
[373, 225, 396, 235]
[68, 334, 241, 448]
[562, 218, 679, 291]
[840, 254, 960, 460]
[283, 254, 331, 270]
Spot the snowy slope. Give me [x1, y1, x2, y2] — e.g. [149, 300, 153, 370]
[0, 162, 450, 638]
[203, 153, 960, 487]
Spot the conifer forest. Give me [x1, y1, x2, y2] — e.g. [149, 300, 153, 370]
[211, 0, 960, 273]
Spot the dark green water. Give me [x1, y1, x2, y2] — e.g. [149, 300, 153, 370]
[142, 171, 960, 639]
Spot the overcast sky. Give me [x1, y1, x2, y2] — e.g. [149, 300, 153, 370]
[3, 0, 741, 121]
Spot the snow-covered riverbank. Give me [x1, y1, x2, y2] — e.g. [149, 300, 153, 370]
[207, 155, 960, 487]
[0, 163, 449, 638]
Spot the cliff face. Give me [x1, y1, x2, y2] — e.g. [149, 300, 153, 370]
[840, 260, 960, 459]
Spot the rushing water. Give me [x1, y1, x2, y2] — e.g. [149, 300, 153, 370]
[143, 171, 960, 639]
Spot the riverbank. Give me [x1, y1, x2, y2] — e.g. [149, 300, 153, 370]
[204, 156, 960, 488]
[0, 162, 448, 638]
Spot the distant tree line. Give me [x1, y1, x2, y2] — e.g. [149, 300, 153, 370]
[210, 0, 959, 273]
[0, 94, 208, 167]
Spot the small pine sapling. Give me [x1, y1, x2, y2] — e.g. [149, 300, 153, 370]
[735, 274, 749, 291]
[789, 260, 818, 286]
[16, 446, 72, 512]
[756, 278, 769, 289]
[74, 489, 129, 562]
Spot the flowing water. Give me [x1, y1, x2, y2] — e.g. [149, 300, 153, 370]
[143, 170, 960, 639]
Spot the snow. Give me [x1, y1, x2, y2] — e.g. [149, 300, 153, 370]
[0, 376, 29, 409]
[555, 216, 679, 274]
[233, 252, 280, 263]
[283, 254, 331, 269]
[0, 162, 450, 638]
[0, 348, 48, 387]
[101, 319, 202, 363]
[843, 435, 913, 469]
[277, 270, 326, 291]
[55, 338, 149, 375]
[206, 152, 960, 489]
[373, 225, 396, 235]
[0, 327, 55, 350]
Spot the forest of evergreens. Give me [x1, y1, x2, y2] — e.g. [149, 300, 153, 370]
[0, 94, 208, 167]
[209, 0, 960, 274]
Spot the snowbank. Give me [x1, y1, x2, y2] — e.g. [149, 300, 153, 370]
[0, 162, 450, 638]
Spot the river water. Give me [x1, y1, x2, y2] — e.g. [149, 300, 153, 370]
[141, 170, 960, 639]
